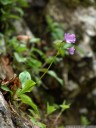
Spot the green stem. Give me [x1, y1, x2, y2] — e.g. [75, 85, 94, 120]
[37, 51, 59, 83]
[37, 41, 64, 84]
[52, 109, 64, 127]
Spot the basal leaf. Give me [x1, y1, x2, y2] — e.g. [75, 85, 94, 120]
[20, 94, 39, 115]
[17, 80, 36, 96]
[14, 52, 27, 63]
[27, 58, 42, 68]
[48, 70, 63, 86]
[19, 71, 31, 88]
[1, 85, 13, 95]
[60, 101, 70, 111]
[47, 103, 57, 115]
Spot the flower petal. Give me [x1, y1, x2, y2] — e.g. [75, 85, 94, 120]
[68, 47, 75, 55]
[64, 33, 76, 43]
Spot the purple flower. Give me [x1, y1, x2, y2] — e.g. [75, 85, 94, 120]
[68, 47, 75, 55]
[64, 33, 76, 43]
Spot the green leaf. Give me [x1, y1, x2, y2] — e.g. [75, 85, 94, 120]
[1, 8, 6, 14]
[48, 70, 63, 86]
[46, 15, 64, 40]
[27, 58, 42, 68]
[19, 71, 31, 88]
[36, 122, 46, 128]
[17, 0, 28, 7]
[54, 40, 63, 50]
[81, 116, 90, 125]
[16, 44, 27, 53]
[30, 116, 36, 124]
[60, 101, 70, 111]
[14, 52, 27, 63]
[29, 109, 40, 119]
[30, 37, 40, 43]
[31, 48, 46, 60]
[8, 15, 20, 20]
[0, 0, 13, 5]
[63, 43, 72, 49]
[17, 80, 36, 96]
[53, 28, 64, 40]
[1, 85, 13, 95]
[30, 116, 46, 128]
[20, 94, 39, 115]
[59, 48, 65, 56]
[1, 85, 10, 92]
[47, 103, 57, 115]
[15, 7, 24, 16]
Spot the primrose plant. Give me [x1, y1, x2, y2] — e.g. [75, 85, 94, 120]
[47, 101, 70, 126]
[16, 71, 39, 113]
[39, 33, 76, 82]
[1, 33, 76, 128]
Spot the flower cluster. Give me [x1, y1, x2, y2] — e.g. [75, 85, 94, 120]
[64, 33, 76, 55]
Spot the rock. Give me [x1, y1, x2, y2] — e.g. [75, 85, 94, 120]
[92, 59, 96, 75]
[13, 19, 34, 37]
[46, 2, 96, 58]
[0, 91, 39, 128]
[92, 88, 96, 96]
[0, 91, 15, 128]
[74, 7, 96, 36]
[66, 80, 80, 98]
[0, 35, 6, 55]
[79, 108, 88, 114]
[67, 80, 79, 91]
[72, 33, 94, 61]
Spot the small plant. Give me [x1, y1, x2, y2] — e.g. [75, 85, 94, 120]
[47, 101, 70, 116]
[47, 101, 70, 127]
[47, 103, 59, 115]
[81, 116, 90, 125]
[1, 32, 77, 128]
[0, 0, 28, 31]
[29, 116, 46, 128]
[46, 15, 64, 41]
[1, 71, 39, 114]
[0, 0, 80, 127]
[17, 71, 39, 114]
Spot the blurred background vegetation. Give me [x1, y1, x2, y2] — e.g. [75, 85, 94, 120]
[0, 0, 96, 127]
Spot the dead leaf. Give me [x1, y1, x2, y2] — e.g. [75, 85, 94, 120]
[17, 35, 31, 42]
[1, 56, 14, 80]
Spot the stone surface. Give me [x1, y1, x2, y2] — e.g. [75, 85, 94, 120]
[46, 3, 96, 85]
[0, 92, 15, 128]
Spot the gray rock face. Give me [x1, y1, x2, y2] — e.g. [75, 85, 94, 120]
[47, 3, 96, 83]
[74, 7, 96, 36]
[0, 92, 15, 128]
[0, 92, 36, 128]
